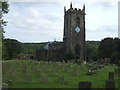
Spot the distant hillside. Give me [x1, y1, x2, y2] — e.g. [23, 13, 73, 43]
[21, 42, 47, 54]
[21, 41, 100, 55]
[86, 41, 100, 45]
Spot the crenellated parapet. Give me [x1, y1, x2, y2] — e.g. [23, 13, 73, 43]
[64, 3, 86, 15]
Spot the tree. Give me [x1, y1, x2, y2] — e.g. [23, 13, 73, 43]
[2, 41, 9, 59]
[98, 37, 114, 58]
[0, 1, 9, 59]
[111, 52, 120, 65]
[85, 41, 99, 61]
[98, 37, 120, 60]
[4, 39, 22, 59]
[0, 1, 9, 38]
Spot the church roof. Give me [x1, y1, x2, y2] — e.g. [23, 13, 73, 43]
[44, 42, 53, 50]
[44, 41, 63, 50]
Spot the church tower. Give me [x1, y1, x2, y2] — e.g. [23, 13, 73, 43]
[63, 3, 86, 61]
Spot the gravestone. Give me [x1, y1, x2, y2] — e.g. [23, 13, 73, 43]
[43, 66, 49, 72]
[26, 73, 32, 83]
[58, 76, 64, 83]
[106, 79, 115, 90]
[114, 68, 118, 74]
[22, 65, 27, 73]
[36, 70, 42, 76]
[118, 68, 120, 77]
[41, 76, 49, 83]
[51, 70, 57, 76]
[63, 67, 68, 72]
[2, 83, 8, 89]
[108, 72, 114, 80]
[79, 82, 91, 90]
[64, 81, 68, 85]
[12, 71, 16, 78]
[80, 64, 88, 72]
[71, 69, 77, 76]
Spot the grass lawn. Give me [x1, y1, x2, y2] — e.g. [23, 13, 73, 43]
[2, 60, 119, 88]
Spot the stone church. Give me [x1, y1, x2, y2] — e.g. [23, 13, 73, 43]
[36, 3, 86, 62]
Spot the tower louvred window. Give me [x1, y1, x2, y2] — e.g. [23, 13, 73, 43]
[76, 17, 80, 26]
[66, 18, 68, 27]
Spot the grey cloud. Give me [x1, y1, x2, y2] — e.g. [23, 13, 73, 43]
[102, 25, 118, 33]
[4, 1, 118, 42]
[91, 2, 117, 11]
[93, 2, 112, 6]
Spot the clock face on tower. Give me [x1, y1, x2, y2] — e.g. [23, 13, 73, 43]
[75, 26, 80, 33]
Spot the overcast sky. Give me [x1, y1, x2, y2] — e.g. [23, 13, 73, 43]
[4, 0, 119, 43]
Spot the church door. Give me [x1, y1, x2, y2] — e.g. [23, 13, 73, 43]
[74, 44, 81, 59]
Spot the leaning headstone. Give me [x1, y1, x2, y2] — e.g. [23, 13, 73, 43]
[106, 79, 115, 90]
[2, 83, 8, 89]
[108, 72, 114, 80]
[79, 82, 91, 90]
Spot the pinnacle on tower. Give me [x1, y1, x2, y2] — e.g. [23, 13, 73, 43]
[64, 6, 66, 12]
[83, 4, 85, 11]
[70, 2, 72, 9]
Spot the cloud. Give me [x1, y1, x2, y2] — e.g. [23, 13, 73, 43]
[4, 1, 118, 42]
[4, 2, 64, 42]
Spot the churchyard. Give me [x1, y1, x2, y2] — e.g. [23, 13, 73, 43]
[2, 60, 119, 89]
